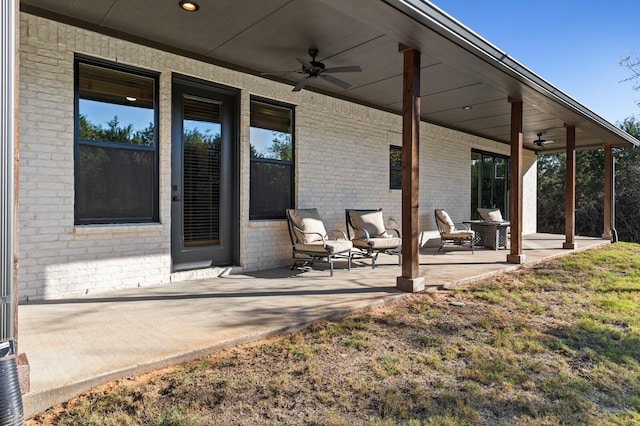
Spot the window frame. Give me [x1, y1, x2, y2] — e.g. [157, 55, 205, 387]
[73, 55, 160, 225]
[471, 148, 510, 220]
[249, 96, 295, 221]
[389, 145, 402, 190]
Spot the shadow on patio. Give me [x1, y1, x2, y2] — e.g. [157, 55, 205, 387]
[19, 233, 608, 418]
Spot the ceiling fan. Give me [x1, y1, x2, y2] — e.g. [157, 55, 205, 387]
[269, 48, 362, 92]
[533, 132, 555, 148]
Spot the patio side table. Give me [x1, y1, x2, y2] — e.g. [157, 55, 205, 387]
[463, 220, 510, 250]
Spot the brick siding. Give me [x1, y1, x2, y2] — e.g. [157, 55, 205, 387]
[17, 13, 537, 300]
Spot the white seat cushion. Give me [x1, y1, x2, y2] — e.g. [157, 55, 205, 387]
[295, 240, 353, 254]
[352, 236, 402, 249]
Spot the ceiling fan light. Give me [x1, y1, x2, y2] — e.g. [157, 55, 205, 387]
[179, 1, 199, 12]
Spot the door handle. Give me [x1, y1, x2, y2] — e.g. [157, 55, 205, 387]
[172, 196, 181, 202]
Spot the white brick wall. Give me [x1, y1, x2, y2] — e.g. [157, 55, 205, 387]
[18, 13, 538, 300]
[522, 152, 538, 234]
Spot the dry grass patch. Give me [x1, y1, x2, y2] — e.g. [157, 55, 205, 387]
[27, 243, 640, 425]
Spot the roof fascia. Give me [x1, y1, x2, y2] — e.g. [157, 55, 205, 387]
[382, 0, 638, 148]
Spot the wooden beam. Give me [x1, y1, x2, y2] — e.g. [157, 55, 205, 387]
[507, 98, 525, 264]
[396, 44, 424, 293]
[563, 124, 577, 249]
[602, 144, 613, 240]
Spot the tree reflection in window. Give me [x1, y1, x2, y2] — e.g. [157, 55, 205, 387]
[249, 99, 294, 220]
[75, 58, 158, 224]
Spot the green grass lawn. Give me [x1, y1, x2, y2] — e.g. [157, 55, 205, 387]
[28, 243, 640, 425]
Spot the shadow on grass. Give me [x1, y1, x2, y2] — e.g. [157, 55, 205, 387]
[546, 321, 640, 364]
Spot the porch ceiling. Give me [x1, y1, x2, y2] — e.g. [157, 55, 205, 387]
[20, 0, 638, 153]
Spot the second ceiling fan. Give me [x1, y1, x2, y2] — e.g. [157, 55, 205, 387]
[533, 132, 556, 148]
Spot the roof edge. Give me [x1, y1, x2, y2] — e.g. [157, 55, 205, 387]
[384, 0, 639, 148]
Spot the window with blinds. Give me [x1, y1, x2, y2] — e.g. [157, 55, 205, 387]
[182, 96, 222, 246]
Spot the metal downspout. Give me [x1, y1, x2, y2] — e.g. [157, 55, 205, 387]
[1, 0, 16, 341]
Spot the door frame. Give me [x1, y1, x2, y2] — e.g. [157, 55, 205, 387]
[170, 74, 240, 271]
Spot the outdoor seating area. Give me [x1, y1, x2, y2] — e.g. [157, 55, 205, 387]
[286, 207, 514, 273]
[285, 208, 402, 275]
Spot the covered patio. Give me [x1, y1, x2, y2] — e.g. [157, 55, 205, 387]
[20, 234, 608, 418]
[1, 0, 638, 420]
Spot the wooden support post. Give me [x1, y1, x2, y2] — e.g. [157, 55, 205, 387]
[396, 44, 424, 293]
[563, 124, 577, 249]
[507, 98, 525, 264]
[602, 144, 613, 240]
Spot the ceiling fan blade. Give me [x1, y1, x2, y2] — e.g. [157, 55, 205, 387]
[292, 77, 310, 92]
[320, 74, 352, 90]
[324, 65, 362, 74]
[260, 70, 296, 76]
[296, 57, 313, 69]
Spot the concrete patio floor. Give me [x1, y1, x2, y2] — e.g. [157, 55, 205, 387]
[19, 233, 609, 418]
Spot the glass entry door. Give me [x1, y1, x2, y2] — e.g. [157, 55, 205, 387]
[171, 77, 237, 271]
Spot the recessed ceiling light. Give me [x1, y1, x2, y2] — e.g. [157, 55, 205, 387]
[126, 96, 137, 102]
[462, 105, 472, 110]
[179, 1, 199, 11]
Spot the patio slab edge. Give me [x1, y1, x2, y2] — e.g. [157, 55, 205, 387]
[22, 291, 408, 419]
[442, 239, 611, 290]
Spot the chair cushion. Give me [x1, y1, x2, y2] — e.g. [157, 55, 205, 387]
[352, 236, 402, 249]
[349, 210, 387, 239]
[288, 208, 327, 244]
[295, 240, 353, 254]
[435, 210, 455, 234]
[478, 208, 503, 222]
[441, 230, 475, 239]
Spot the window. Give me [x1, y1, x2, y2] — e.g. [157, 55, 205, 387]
[471, 150, 509, 220]
[249, 98, 294, 220]
[74, 57, 159, 224]
[390, 145, 402, 189]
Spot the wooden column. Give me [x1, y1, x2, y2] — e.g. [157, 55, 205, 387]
[396, 44, 424, 292]
[563, 124, 577, 249]
[602, 144, 613, 240]
[507, 98, 525, 264]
